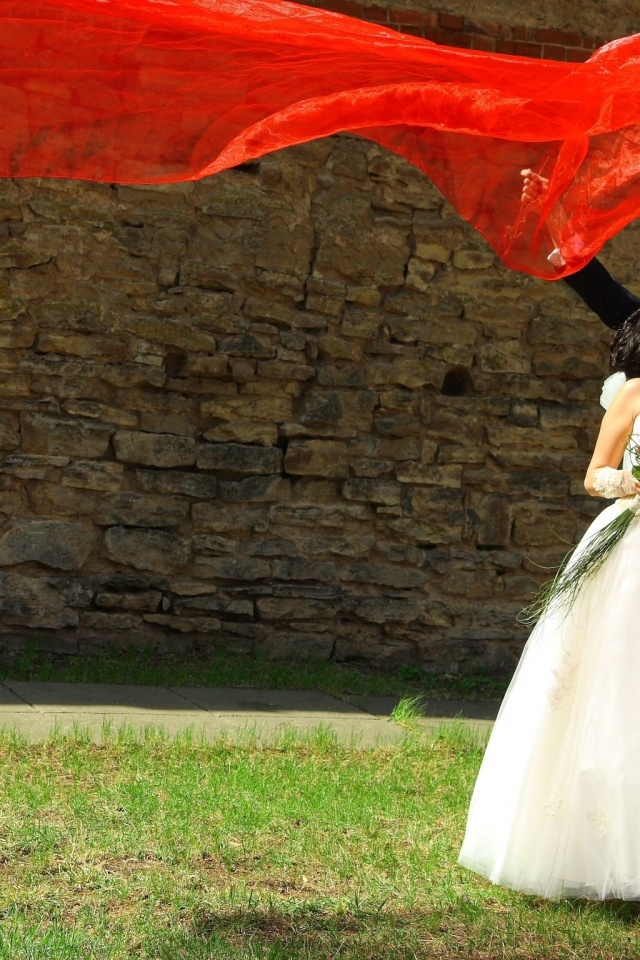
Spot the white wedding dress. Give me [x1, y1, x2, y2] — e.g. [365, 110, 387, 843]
[459, 374, 640, 900]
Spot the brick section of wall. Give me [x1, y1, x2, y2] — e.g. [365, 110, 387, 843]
[303, 0, 609, 61]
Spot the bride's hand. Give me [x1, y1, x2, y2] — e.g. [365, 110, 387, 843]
[520, 168, 549, 204]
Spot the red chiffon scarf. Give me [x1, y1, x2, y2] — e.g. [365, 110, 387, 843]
[4, 0, 640, 277]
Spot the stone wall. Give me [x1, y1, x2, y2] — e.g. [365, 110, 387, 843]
[0, 0, 637, 676]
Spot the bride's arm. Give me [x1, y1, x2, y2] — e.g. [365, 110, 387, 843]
[584, 379, 640, 497]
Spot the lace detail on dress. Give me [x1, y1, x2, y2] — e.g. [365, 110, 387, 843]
[544, 785, 567, 819]
[547, 655, 579, 711]
[587, 808, 610, 838]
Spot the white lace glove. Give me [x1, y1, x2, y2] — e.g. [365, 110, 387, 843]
[593, 467, 638, 498]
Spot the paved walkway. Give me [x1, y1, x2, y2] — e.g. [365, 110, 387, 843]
[0, 682, 499, 745]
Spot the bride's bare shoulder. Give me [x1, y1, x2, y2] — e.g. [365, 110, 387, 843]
[616, 377, 640, 417]
[620, 377, 640, 397]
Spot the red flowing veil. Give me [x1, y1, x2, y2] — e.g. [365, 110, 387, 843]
[4, 0, 640, 277]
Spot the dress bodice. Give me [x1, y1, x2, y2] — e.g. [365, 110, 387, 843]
[623, 414, 640, 471]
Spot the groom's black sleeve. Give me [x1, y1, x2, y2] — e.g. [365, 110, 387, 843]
[562, 258, 640, 330]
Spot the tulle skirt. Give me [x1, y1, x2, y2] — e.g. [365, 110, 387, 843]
[459, 498, 640, 899]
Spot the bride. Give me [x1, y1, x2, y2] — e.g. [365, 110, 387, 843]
[459, 314, 640, 900]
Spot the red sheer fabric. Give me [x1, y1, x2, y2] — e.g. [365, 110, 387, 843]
[3, 0, 640, 277]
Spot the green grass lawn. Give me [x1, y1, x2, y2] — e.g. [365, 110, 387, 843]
[1, 725, 639, 960]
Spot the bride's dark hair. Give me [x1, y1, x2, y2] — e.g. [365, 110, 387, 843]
[610, 310, 640, 379]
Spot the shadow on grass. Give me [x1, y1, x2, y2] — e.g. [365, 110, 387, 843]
[0, 643, 510, 702]
[148, 896, 640, 960]
[2, 897, 640, 960]
[152, 907, 452, 960]
[548, 897, 640, 925]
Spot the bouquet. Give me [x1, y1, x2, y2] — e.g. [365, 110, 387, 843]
[519, 456, 640, 627]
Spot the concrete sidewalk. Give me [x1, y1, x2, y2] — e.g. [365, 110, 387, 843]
[0, 681, 499, 746]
